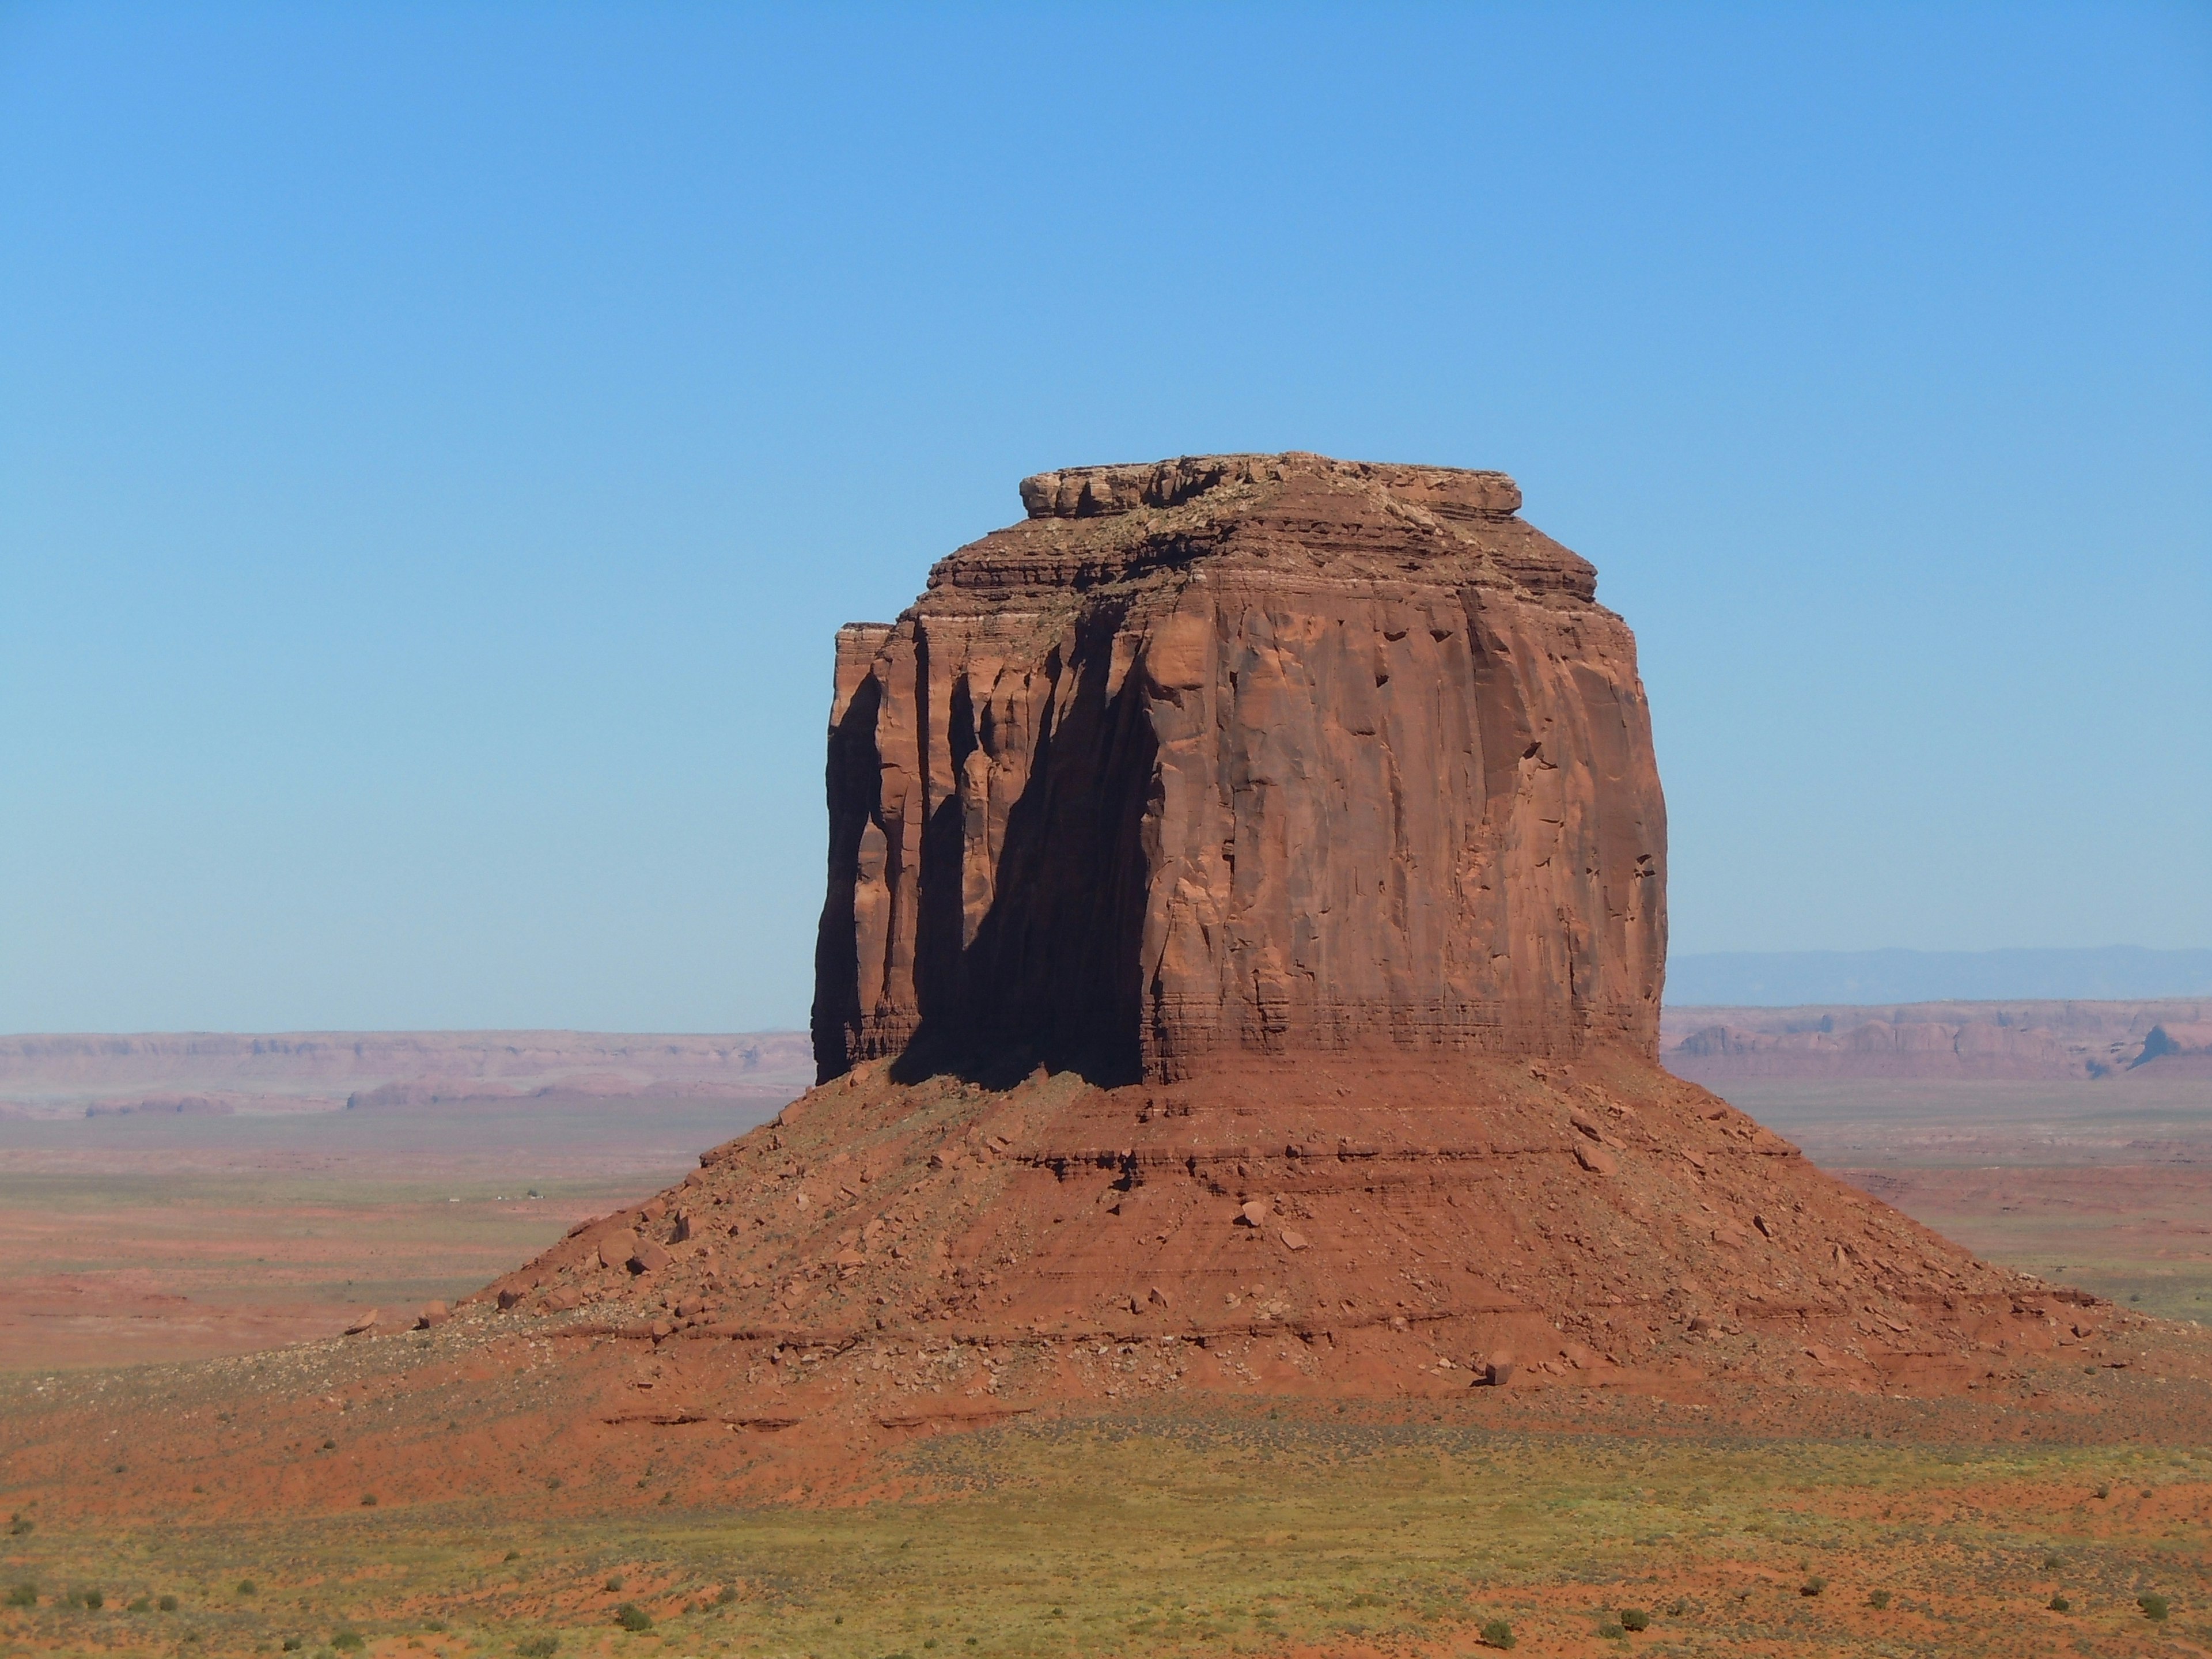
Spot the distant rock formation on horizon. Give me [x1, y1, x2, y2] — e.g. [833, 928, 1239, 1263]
[0, 1031, 815, 1119]
[1667, 946, 2212, 1006]
[1660, 997, 2212, 1082]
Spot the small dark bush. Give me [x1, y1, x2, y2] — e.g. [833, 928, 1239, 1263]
[1480, 1618, 1517, 1650]
[714, 1586, 737, 1607]
[158, 1595, 179, 1612]
[1665, 1599, 1688, 1616]
[2048, 1595, 2070, 1612]
[503, 1550, 520, 1563]
[614, 1604, 653, 1633]
[237, 1581, 257, 1596]
[81, 1589, 105, 1610]
[332, 1632, 365, 1651]
[1866, 1590, 1891, 1610]
[2043, 1552, 2062, 1569]
[603, 1576, 624, 1593]
[1620, 1608, 1650, 1631]
[359, 1494, 377, 1508]
[1597, 1622, 1626, 1640]
[2094, 1484, 2110, 1499]
[423, 1620, 445, 1633]
[283, 1638, 303, 1651]
[1800, 1577, 1827, 1597]
[2140, 1594, 2169, 1622]
[516, 1635, 558, 1658]
[6, 1584, 35, 1608]
[6, 1516, 30, 1537]
[128, 1596, 151, 1612]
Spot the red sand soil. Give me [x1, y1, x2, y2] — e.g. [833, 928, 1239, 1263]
[8, 1049, 2207, 1530]
[0, 1094, 789, 1370]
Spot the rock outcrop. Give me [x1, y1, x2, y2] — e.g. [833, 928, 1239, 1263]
[812, 453, 1666, 1085]
[461, 456, 2074, 1429]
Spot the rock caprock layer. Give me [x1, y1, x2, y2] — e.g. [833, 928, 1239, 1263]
[812, 453, 1666, 1085]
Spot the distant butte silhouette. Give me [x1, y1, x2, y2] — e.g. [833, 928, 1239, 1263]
[478, 455, 2102, 1419]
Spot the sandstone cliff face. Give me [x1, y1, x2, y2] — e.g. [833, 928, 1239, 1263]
[812, 454, 1666, 1084]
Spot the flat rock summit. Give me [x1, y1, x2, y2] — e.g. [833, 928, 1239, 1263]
[470, 455, 2104, 1425]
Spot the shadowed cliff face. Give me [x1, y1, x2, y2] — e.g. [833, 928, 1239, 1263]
[812, 453, 1667, 1085]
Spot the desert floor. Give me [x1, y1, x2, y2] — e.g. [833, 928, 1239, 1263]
[1, 1071, 2206, 1657]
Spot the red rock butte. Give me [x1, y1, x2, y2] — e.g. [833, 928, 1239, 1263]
[812, 452, 1666, 1086]
[464, 454, 2091, 1420]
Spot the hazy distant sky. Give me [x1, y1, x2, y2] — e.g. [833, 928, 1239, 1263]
[3, 3, 2206, 1032]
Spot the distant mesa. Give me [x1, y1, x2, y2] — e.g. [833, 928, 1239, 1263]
[1662, 998, 2212, 1082]
[0, 1031, 816, 1119]
[1668, 946, 2212, 1006]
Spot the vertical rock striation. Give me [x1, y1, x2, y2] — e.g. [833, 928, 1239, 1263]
[812, 453, 1667, 1084]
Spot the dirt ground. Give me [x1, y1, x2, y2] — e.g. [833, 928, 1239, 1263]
[2, 1388, 2207, 1658]
[2, 1066, 2207, 1657]
[0, 1094, 788, 1370]
[1708, 1072, 2212, 1324]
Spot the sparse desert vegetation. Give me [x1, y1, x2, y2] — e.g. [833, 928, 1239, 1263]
[2, 1411, 2208, 1656]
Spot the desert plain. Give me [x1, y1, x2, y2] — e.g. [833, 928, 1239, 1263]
[5, 457, 2207, 1658]
[0, 1041, 2207, 1658]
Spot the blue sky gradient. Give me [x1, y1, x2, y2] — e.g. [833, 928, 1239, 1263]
[3, 2, 2206, 1031]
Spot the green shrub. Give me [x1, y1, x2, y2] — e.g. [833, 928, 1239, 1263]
[6, 1516, 30, 1537]
[1665, 1599, 1688, 1617]
[2043, 1552, 2062, 1569]
[284, 1638, 304, 1651]
[714, 1586, 737, 1607]
[6, 1584, 35, 1608]
[1597, 1622, 1626, 1639]
[614, 1604, 653, 1633]
[128, 1597, 151, 1612]
[516, 1636, 558, 1658]
[1620, 1608, 1650, 1631]
[237, 1581, 257, 1596]
[80, 1588, 105, 1610]
[1800, 1576, 1826, 1597]
[333, 1630, 365, 1650]
[2048, 1595, 2070, 1612]
[503, 1550, 521, 1563]
[1480, 1617, 1516, 1650]
[158, 1595, 179, 1612]
[2140, 1594, 2169, 1622]
[1866, 1590, 1891, 1610]
[603, 1575, 624, 1593]
[2094, 1484, 2110, 1499]
[359, 1494, 377, 1508]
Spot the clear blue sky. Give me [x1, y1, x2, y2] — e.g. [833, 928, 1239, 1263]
[3, 3, 2206, 1033]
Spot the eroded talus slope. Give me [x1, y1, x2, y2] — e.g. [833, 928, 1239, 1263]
[470, 1051, 2112, 1427]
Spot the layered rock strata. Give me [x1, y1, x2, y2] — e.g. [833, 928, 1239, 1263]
[812, 453, 1666, 1085]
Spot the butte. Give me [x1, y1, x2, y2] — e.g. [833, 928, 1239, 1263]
[480, 453, 2097, 1425]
